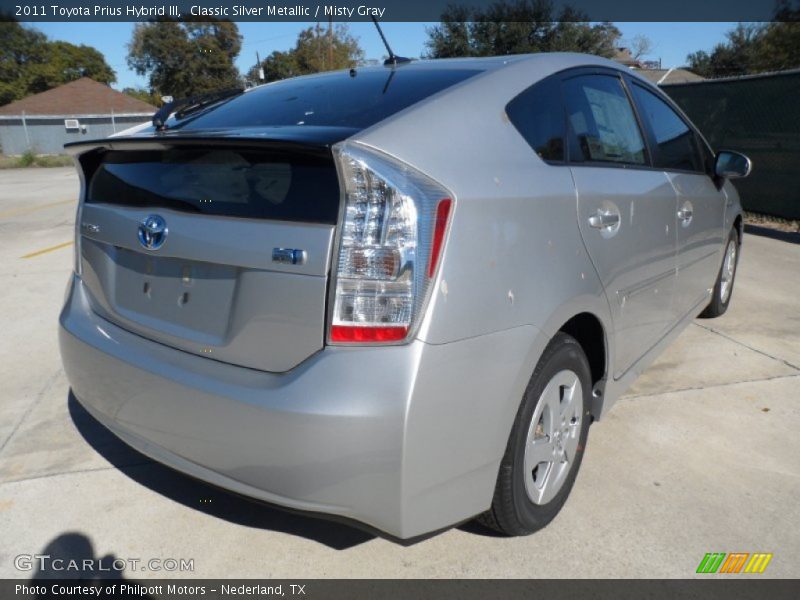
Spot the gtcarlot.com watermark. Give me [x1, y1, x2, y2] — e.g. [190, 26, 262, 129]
[15, 553, 194, 573]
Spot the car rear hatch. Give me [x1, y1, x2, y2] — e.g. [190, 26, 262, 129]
[66, 66, 487, 372]
[70, 137, 341, 372]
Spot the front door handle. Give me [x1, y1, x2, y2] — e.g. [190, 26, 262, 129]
[588, 210, 621, 230]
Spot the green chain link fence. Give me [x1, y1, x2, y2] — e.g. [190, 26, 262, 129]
[663, 69, 800, 220]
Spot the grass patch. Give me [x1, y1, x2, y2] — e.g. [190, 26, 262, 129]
[744, 211, 800, 233]
[0, 153, 73, 169]
[17, 150, 36, 167]
[31, 154, 74, 167]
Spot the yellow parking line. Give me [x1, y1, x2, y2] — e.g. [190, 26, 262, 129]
[0, 198, 75, 219]
[21, 240, 74, 259]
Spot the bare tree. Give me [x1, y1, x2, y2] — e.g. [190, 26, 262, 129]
[629, 34, 653, 60]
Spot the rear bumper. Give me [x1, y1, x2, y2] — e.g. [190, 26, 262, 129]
[60, 275, 544, 538]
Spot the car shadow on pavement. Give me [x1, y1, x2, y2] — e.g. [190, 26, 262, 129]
[68, 393, 375, 550]
[456, 520, 506, 538]
[744, 223, 800, 245]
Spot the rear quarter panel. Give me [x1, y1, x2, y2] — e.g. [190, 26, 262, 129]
[353, 55, 615, 351]
[353, 57, 619, 425]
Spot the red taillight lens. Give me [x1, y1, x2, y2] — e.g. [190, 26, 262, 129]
[330, 325, 409, 343]
[428, 198, 452, 278]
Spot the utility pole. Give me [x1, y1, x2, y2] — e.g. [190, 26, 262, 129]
[256, 50, 264, 81]
[327, 17, 333, 70]
[315, 21, 322, 70]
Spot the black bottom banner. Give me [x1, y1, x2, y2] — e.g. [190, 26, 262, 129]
[2, 579, 800, 600]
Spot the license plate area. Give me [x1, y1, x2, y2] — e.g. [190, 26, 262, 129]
[78, 205, 333, 372]
[114, 248, 237, 342]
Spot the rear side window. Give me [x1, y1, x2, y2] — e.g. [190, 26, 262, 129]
[506, 78, 565, 162]
[181, 68, 481, 131]
[563, 75, 646, 166]
[88, 149, 340, 224]
[631, 84, 703, 172]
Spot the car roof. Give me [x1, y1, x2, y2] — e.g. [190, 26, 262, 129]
[245, 52, 616, 91]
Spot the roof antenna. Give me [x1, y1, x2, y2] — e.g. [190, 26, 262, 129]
[370, 17, 411, 67]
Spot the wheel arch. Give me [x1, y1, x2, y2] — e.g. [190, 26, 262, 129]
[557, 312, 608, 420]
[733, 213, 743, 244]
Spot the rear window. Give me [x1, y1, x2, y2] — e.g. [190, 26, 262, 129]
[506, 77, 566, 162]
[88, 149, 340, 223]
[180, 68, 481, 130]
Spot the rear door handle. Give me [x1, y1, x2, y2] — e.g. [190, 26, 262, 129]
[588, 210, 620, 230]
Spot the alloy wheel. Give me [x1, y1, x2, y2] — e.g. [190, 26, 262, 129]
[720, 240, 737, 304]
[523, 369, 583, 505]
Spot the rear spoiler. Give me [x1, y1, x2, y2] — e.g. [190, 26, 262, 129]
[63, 124, 360, 157]
[63, 135, 340, 159]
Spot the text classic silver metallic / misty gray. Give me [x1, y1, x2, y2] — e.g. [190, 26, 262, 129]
[59, 53, 750, 539]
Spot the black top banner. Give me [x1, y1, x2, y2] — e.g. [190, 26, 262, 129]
[0, 0, 792, 22]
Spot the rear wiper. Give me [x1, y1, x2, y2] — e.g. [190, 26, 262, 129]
[152, 87, 245, 131]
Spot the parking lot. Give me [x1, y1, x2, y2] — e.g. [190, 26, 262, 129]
[0, 166, 798, 578]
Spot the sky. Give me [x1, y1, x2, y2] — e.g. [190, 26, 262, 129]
[31, 21, 739, 91]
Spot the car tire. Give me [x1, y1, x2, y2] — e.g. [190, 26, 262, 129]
[699, 227, 740, 319]
[477, 332, 592, 536]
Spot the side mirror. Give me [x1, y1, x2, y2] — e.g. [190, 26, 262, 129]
[715, 150, 752, 179]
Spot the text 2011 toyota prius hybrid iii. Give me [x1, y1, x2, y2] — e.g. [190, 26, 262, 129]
[59, 53, 751, 539]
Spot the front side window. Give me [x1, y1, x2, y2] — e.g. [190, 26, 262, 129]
[506, 77, 566, 162]
[563, 75, 646, 166]
[631, 84, 704, 172]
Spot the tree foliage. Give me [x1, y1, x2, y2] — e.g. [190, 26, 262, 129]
[424, 0, 620, 59]
[122, 87, 161, 106]
[0, 19, 115, 106]
[256, 50, 297, 83]
[250, 24, 364, 84]
[686, 4, 800, 78]
[127, 18, 242, 98]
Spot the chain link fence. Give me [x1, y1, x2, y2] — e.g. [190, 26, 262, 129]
[663, 69, 800, 220]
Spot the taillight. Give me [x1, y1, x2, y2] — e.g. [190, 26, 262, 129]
[428, 198, 452, 278]
[329, 143, 453, 345]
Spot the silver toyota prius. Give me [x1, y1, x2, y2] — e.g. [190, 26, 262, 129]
[59, 53, 750, 539]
